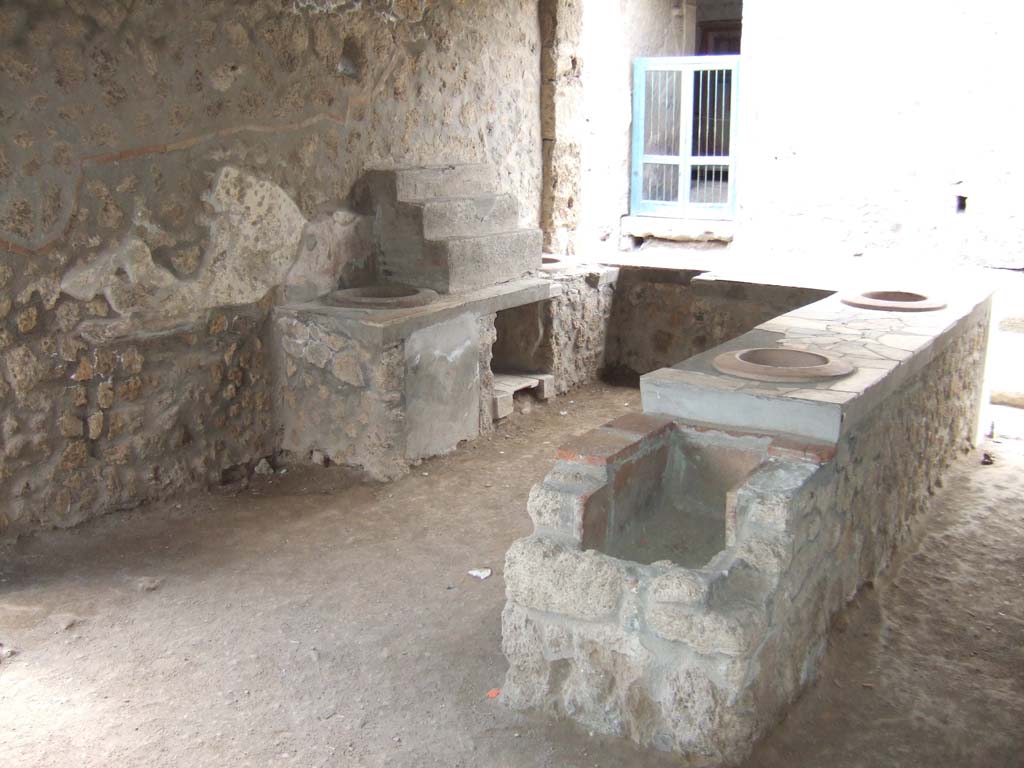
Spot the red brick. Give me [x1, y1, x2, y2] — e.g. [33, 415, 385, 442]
[555, 427, 644, 466]
[605, 412, 676, 440]
[768, 436, 836, 464]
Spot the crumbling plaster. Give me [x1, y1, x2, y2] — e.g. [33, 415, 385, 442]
[0, 0, 541, 534]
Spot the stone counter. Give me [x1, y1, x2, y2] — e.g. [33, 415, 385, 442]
[501, 284, 992, 764]
[641, 287, 993, 443]
[272, 278, 561, 480]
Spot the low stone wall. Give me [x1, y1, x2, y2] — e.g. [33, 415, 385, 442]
[501, 302, 989, 764]
[604, 269, 832, 383]
[273, 310, 407, 481]
[273, 307, 484, 481]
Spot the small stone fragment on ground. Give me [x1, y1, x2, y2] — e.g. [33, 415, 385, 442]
[468, 568, 492, 580]
[254, 458, 274, 475]
[136, 577, 163, 592]
[49, 613, 80, 632]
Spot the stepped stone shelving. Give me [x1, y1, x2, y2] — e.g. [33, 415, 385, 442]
[353, 164, 542, 294]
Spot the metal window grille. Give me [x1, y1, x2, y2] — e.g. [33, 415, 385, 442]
[630, 55, 740, 220]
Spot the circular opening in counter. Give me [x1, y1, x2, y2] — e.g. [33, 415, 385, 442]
[713, 347, 855, 383]
[349, 285, 419, 299]
[863, 291, 927, 303]
[737, 349, 831, 368]
[841, 290, 945, 312]
[541, 256, 569, 273]
[325, 284, 438, 309]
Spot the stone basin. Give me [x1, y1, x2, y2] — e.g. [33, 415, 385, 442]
[324, 284, 438, 309]
[540, 256, 569, 273]
[595, 429, 768, 567]
[841, 290, 946, 312]
[712, 347, 855, 382]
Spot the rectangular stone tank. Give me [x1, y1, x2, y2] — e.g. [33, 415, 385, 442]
[502, 413, 823, 761]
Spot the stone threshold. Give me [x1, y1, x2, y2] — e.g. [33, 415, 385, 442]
[620, 215, 735, 243]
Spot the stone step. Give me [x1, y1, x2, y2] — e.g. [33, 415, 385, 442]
[492, 372, 555, 419]
[425, 228, 542, 293]
[393, 164, 498, 202]
[408, 194, 520, 240]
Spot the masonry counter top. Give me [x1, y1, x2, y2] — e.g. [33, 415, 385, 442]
[277, 276, 561, 346]
[640, 285, 993, 443]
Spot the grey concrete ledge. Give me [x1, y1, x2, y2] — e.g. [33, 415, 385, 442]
[621, 215, 735, 243]
[277, 277, 561, 347]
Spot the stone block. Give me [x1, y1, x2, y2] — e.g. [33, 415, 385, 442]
[329, 350, 364, 388]
[404, 313, 480, 461]
[641, 366, 846, 444]
[60, 412, 84, 438]
[653, 664, 735, 756]
[504, 536, 627, 621]
[645, 603, 766, 656]
[427, 228, 542, 294]
[391, 164, 498, 202]
[534, 373, 555, 400]
[555, 426, 647, 466]
[647, 568, 709, 606]
[408, 194, 520, 241]
[526, 463, 606, 537]
[734, 461, 822, 537]
[604, 412, 676, 440]
[492, 387, 513, 419]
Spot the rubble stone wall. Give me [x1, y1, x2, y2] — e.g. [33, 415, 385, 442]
[605, 269, 832, 383]
[273, 310, 407, 481]
[0, 304, 275, 536]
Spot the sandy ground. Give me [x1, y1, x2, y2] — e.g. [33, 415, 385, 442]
[1, 383, 1022, 768]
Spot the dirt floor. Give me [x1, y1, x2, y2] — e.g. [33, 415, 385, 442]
[1, 384, 1022, 768]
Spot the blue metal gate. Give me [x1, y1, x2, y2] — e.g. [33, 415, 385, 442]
[630, 55, 740, 220]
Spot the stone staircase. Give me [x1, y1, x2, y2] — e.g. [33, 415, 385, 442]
[352, 164, 542, 294]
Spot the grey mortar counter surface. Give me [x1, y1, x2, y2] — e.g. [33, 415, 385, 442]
[501, 281, 993, 765]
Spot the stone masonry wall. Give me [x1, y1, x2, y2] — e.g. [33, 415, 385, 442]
[501, 302, 989, 763]
[0, 0, 541, 535]
[492, 270, 615, 394]
[604, 268, 832, 383]
[273, 310, 406, 481]
[539, 0, 690, 258]
[0, 304, 274, 536]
